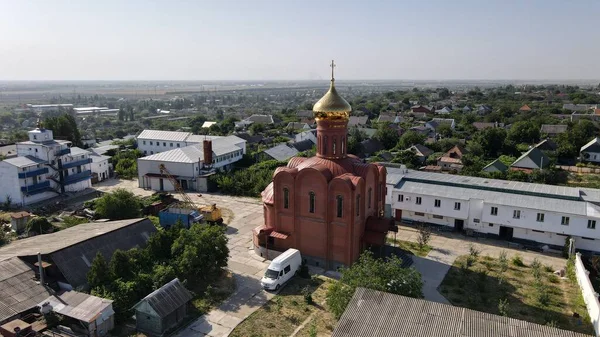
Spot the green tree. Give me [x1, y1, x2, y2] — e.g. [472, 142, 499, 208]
[109, 249, 134, 280]
[373, 122, 400, 150]
[398, 131, 426, 149]
[507, 121, 540, 144]
[95, 188, 141, 220]
[475, 127, 508, 158]
[326, 251, 422, 319]
[249, 123, 265, 135]
[152, 264, 177, 289]
[347, 127, 367, 155]
[436, 124, 453, 138]
[392, 150, 422, 169]
[25, 217, 53, 234]
[88, 252, 110, 289]
[44, 113, 82, 147]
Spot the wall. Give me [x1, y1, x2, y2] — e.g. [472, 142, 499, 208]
[574, 253, 600, 336]
[91, 159, 110, 182]
[0, 162, 21, 205]
[138, 139, 184, 155]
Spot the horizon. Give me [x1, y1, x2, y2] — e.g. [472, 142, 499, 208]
[1, 0, 599, 81]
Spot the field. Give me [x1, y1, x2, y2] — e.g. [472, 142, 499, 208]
[440, 254, 594, 335]
[230, 275, 336, 337]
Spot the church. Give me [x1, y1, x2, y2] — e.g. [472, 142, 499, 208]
[254, 62, 395, 269]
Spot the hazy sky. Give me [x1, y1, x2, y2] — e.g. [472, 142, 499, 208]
[1, 0, 599, 81]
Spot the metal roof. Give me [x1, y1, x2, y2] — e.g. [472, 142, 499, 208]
[184, 135, 222, 144]
[91, 145, 119, 155]
[0, 258, 52, 324]
[133, 278, 192, 318]
[511, 147, 550, 169]
[1, 155, 46, 168]
[333, 288, 592, 337]
[137, 130, 191, 142]
[69, 146, 90, 157]
[39, 291, 113, 323]
[263, 144, 299, 161]
[139, 146, 203, 163]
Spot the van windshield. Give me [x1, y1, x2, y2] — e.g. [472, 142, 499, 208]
[265, 269, 279, 279]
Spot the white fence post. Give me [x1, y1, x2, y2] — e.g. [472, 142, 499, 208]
[574, 253, 600, 336]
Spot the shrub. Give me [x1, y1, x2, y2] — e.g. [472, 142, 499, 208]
[416, 222, 432, 249]
[544, 265, 554, 273]
[548, 274, 560, 284]
[302, 286, 313, 305]
[299, 261, 310, 279]
[466, 255, 476, 268]
[469, 244, 480, 259]
[26, 217, 54, 235]
[566, 257, 576, 283]
[498, 250, 508, 272]
[498, 298, 509, 316]
[95, 189, 141, 220]
[512, 254, 525, 267]
[536, 284, 550, 306]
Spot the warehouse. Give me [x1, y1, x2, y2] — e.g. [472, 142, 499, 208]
[385, 166, 600, 253]
[137, 135, 246, 192]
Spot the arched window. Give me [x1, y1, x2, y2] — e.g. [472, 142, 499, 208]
[356, 195, 361, 216]
[368, 188, 372, 209]
[283, 188, 289, 209]
[333, 137, 337, 155]
[336, 195, 343, 218]
[309, 192, 315, 213]
[323, 136, 328, 155]
[341, 137, 345, 154]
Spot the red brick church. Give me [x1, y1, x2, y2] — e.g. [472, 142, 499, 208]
[254, 62, 394, 269]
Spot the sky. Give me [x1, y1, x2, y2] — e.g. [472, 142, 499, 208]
[1, 0, 599, 81]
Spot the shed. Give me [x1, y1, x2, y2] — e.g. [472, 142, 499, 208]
[9, 211, 31, 232]
[132, 278, 192, 336]
[482, 159, 508, 173]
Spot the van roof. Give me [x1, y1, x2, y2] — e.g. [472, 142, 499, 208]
[271, 248, 299, 265]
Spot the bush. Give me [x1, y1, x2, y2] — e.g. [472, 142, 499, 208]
[466, 255, 476, 268]
[416, 222, 432, 249]
[95, 189, 141, 220]
[498, 298, 509, 316]
[302, 286, 313, 305]
[498, 250, 508, 272]
[536, 283, 550, 306]
[469, 244, 480, 259]
[566, 257, 576, 283]
[511, 254, 525, 267]
[25, 217, 54, 235]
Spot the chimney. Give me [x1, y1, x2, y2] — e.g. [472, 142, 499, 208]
[203, 140, 213, 168]
[37, 252, 44, 285]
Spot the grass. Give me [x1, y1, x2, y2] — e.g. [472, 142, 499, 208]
[386, 238, 432, 257]
[440, 254, 594, 335]
[230, 275, 335, 337]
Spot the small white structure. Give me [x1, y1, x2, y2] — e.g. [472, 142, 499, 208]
[580, 137, 600, 163]
[89, 152, 111, 182]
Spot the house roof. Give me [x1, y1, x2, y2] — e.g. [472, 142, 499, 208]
[91, 145, 119, 155]
[431, 118, 454, 125]
[360, 139, 384, 156]
[234, 132, 264, 144]
[443, 145, 467, 158]
[332, 288, 592, 337]
[9, 211, 31, 219]
[133, 278, 192, 318]
[137, 130, 191, 142]
[540, 124, 568, 135]
[286, 122, 310, 130]
[296, 110, 313, 118]
[409, 144, 433, 157]
[39, 291, 113, 323]
[69, 146, 90, 157]
[472, 122, 504, 130]
[263, 144, 299, 161]
[90, 153, 111, 163]
[245, 114, 274, 124]
[202, 121, 217, 128]
[519, 104, 532, 111]
[348, 116, 369, 127]
[482, 159, 508, 172]
[139, 145, 203, 163]
[581, 137, 600, 153]
[0, 144, 16, 158]
[2, 156, 46, 168]
[0, 257, 53, 324]
[291, 139, 314, 152]
[377, 115, 396, 123]
[511, 147, 550, 169]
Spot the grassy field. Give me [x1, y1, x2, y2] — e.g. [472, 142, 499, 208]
[386, 238, 432, 257]
[440, 254, 594, 335]
[230, 275, 336, 337]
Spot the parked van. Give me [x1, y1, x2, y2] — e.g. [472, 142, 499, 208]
[260, 248, 302, 291]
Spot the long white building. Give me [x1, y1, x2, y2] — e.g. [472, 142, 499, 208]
[385, 166, 600, 253]
[0, 125, 92, 206]
[137, 132, 246, 192]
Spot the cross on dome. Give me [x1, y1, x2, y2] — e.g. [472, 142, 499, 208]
[330, 60, 336, 81]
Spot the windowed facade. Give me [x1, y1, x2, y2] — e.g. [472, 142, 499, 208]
[588, 220, 596, 229]
[513, 210, 521, 219]
[454, 202, 460, 210]
[309, 192, 315, 213]
[491, 207, 498, 216]
[336, 195, 343, 218]
[415, 197, 422, 205]
[434, 199, 441, 208]
[536, 213, 544, 222]
[283, 188, 289, 209]
[561, 216, 570, 226]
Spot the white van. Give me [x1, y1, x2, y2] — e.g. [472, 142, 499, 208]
[260, 248, 302, 291]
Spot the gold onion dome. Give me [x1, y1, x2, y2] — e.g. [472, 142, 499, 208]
[313, 60, 351, 120]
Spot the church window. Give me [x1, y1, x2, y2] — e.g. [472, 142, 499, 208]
[333, 137, 337, 155]
[323, 137, 327, 155]
[283, 188, 289, 209]
[336, 195, 343, 218]
[356, 195, 361, 216]
[309, 192, 315, 213]
[341, 137, 345, 154]
[368, 188, 372, 209]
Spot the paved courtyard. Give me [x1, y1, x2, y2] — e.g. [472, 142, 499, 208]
[95, 179, 571, 335]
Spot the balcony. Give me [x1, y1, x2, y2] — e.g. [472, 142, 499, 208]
[64, 170, 92, 185]
[55, 148, 71, 156]
[18, 167, 49, 179]
[21, 181, 51, 195]
[62, 158, 92, 170]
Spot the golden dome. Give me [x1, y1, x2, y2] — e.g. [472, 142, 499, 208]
[313, 61, 351, 120]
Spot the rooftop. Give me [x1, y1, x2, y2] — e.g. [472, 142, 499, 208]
[332, 288, 592, 337]
[263, 143, 299, 161]
[133, 278, 192, 318]
[39, 291, 113, 323]
[137, 130, 191, 142]
[1, 155, 46, 168]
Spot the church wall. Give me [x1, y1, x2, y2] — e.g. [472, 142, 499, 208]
[328, 178, 354, 265]
[297, 217, 327, 259]
[294, 168, 329, 259]
[273, 171, 296, 235]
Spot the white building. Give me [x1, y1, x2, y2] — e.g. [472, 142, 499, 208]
[580, 137, 600, 163]
[73, 107, 119, 117]
[0, 125, 91, 206]
[89, 152, 111, 182]
[385, 167, 600, 253]
[26, 104, 73, 114]
[137, 135, 246, 192]
[136, 130, 224, 156]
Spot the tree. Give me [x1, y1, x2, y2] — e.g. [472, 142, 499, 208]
[392, 150, 422, 169]
[171, 224, 229, 283]
[436, 124, 453, 138]
[95, 188, 141, 220]
[44, 113, 82, 147]
[88, 252, 110, 289]
[25, 217, 53, 235]
[117, 108, 125, 121]
[249, 123, 265, 135]
[347, 127, 367, 155]
[109, 249, 134, 280]
[416, 222, 431, 249]
[326, 251, 422, 319]
[373, 123, 400, 150]
[398, 131, 426, 149]
[507, 121, 540, 144]
[475, 127, 507, 158]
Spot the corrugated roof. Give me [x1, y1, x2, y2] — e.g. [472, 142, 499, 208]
[137, 130, 191, 142]
[91, 145, 119, 155]
[540, 124, 568, 135]
[2, 155, 46, 168]
[511, 147, 550, 169]
[39, 291, 113, 323]
[69, 146, 90, 157]
[332, 288, 592, 337]
[139, 146, 203, 163]
[0, 258, 53, 324]
[134, 278, 192, 318]
[263, 144, 299, 161]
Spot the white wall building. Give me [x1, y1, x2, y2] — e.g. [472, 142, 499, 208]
[136, 130, 230, 156]
[89, 152, 111, 182]
[137, 135, 246, 192]
[0, 126, 91, 206]
[385, 167, 600, 253]
[580, 137, 600, 163]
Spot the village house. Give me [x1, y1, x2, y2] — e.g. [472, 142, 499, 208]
[540, 124, 568, 137]
[580, 137, 600, 163]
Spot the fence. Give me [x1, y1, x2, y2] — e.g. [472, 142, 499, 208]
[558, 165, 600, 174]
[575, 253, 600, 336]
